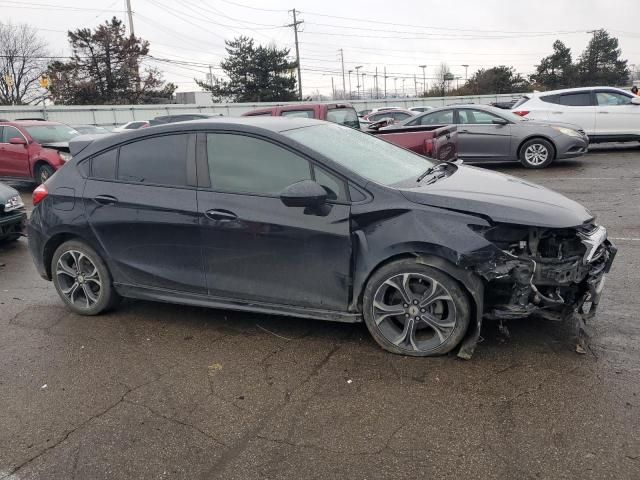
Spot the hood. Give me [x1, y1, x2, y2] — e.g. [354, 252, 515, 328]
[0, 182, 19, 202]
[41, 141, 70, 152]
[400, 165, 593, 228]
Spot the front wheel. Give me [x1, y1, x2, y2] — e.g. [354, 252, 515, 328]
[51, 240, 120, 315]
[519, 138, 554, 169]
[35, 164, 55, 184]
[362, 260, 471, 356]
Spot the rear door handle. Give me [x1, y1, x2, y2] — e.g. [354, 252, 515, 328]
[93, 194, 118, 205]
[205, 209, 238, 221]
[551, 111, 563, 114]
[459, 129, 469, 133]
[599, 111, 609, 114]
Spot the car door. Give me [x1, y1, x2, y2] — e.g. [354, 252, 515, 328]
[456, 109, 512, 161]
[594, 90, 639, 138]
[551, 91, 596, 135]
[0, 126, 30, 178]
[83, 133, 206, 293]
[196, 131, 352, 311]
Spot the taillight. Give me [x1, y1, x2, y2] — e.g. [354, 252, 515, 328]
[513, 110, 530, 117]
[32, 184, 48, 206]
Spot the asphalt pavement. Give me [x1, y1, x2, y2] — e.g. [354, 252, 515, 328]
[1, 145, 639, 479]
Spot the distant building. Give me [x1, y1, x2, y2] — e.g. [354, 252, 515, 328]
[175, 91, 214, 105]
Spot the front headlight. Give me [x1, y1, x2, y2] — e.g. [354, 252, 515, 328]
[58, 151, 72, 162]
[552, 126, 583, 138]
[4, 195, 24, 212]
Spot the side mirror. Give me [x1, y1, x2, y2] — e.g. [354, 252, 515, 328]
[492, 118, 509, 125]
[9, 137, 27, 146]
[632, 96, 640, 105]
[280, 180, 327, 208]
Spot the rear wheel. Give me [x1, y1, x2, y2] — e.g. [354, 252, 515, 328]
[51, 240, 120, 315]
[35, 164, 55, 184]
[519, 138, 554, 169]
[362, 260, 471, 356]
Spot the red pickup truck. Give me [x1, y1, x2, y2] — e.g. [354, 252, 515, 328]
[242, 103, 457, 161]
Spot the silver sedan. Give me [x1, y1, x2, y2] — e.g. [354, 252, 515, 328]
[392, 104, 589, 168]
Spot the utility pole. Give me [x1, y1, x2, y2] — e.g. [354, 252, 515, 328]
[339, 49, 346, 100]
[394, 77, 398, 96]
[331, 77, 335, 100]
[402, 78, 405, 96]
[374, 67, 378, 99]
[384, 67, 387, 98]
[208, 65, 215, 90]
[362, 73, 367, 99]
[413, 74, 417, 97]
[126, 0, 135, 36]
[348, 70, 353, 100]
[288, 9, 304, 100]
[355, 65, 362, 99]
[419, 65, 426, 96]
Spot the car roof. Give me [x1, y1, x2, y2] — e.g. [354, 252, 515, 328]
[527, 86, 630, 97]
[0, 120, 64, 127]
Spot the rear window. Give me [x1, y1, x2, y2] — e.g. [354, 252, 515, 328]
[511, 96, 530, 108]
[281, 110, 315, 119]
[326, 107, 359, 129]
[559, 92, 592, 106]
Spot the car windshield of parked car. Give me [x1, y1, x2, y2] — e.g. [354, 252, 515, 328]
[282, 123, 434, 186]
[24, 125, 79, 143]
[326, 107, 360, 129]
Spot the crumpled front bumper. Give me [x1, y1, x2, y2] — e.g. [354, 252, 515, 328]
[0, 209, 27, 239]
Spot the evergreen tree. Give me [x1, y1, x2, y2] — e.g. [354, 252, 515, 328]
[531, 40, 576, 90]
[576, 29, 629, 86]
[197, 36, 297, 102]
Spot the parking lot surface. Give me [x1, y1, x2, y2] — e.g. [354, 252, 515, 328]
[1, 146, 639, 479]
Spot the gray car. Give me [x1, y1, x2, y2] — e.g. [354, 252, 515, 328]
[393, 104, 589, 168]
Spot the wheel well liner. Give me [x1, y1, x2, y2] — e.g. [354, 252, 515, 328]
[42, 232, 80, 279]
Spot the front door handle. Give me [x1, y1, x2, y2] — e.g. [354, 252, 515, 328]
[205, 209, 238, 221]
[94, 194, 118, 205]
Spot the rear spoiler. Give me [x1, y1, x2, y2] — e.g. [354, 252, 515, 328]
[69, 134, 103, 157]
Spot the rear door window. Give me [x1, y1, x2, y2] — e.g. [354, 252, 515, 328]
[558, 92, 593, 106]
[458, 109, 503, 124]
[1, 126, 24, 143]
[390, 112, 412, 121]
[281, 110, 315, 119]
[117, 134, 190, 186]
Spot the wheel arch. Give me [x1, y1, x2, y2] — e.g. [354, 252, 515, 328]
[517, 135, 557, 160]
[32, 159, 54, 179]
[42, 231, 104, 280]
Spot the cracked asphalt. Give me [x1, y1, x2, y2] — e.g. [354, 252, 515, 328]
[1, 145, 639, 479]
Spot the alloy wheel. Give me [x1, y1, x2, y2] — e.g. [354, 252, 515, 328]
[524, 144, 549, 165]
[372, 273, 457, 353]
[55, 250, 102, 309]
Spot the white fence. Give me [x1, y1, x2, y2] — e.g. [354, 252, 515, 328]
[0, 93, 524, 127]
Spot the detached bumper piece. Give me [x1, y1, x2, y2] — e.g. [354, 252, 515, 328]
[476, 223, 616, 351]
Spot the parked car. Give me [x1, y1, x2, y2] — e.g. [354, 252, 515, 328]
[395, 104, 588, 168]
[149, 113, 222, 126]
[511, 87, 640, 143]
[0, 120, 80, 184]
[490, 99, 520, 110]
[112, 121, 149, 132]
[364, 108, 415, 124]
[27, 117, 615, 358]
[244, 103, 456, 159]
[409, 106, 434, 113]
[71, 125, 112, 135]
[243, 103, 360, 129]
[0, 181, 26, 243]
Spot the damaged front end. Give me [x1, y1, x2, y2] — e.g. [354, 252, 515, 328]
[472, 222, 616, 350]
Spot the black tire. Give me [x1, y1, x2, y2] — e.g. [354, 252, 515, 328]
[51, 240, 120, 315]
[362, 259, 471, 356]
[35, 163, 55, 184]
[518, 138, 555, 169]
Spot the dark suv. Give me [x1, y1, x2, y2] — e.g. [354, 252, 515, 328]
[27, 117, 615, 358]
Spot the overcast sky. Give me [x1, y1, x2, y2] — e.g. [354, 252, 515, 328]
[3, 0, 639, 96]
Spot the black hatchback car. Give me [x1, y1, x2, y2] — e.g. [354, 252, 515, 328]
[28, 118, 615, 358]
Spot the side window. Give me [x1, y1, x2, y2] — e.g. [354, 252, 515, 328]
[125, 122, 143, 129]
[559, 92, 593, 106]
[391, 112, 412, 121]
[206, 133, 311, 195]
[2, 126, 24, 143]
[540, 94, 560, 104]
[313, 166, 348, 202]
[281, 110, 315, 119]
[91, 149, 118, 180]
[458, 109, 502, 124]
[118, 134, 189, 186]
[596, 91, 632, 106]
[419, 110, 453, 125]
[246, 112, 273, 116]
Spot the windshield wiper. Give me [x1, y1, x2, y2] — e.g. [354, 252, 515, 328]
[416, 162, 450, 182]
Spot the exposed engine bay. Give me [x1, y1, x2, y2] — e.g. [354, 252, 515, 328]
[471, 222, 616, 347]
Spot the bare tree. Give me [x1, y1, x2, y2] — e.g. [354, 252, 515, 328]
[0, 22, 49, 105]
[434, 62, 453, 96]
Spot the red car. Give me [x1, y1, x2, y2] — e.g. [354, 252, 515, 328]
[0, 120, 79, 184]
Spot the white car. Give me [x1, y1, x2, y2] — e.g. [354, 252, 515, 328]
[409, 106, 434, 113]
[112, 120, 149, 132]
[511, 86, 640, 143]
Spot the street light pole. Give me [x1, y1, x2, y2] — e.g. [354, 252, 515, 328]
[462, 64, 469, 81]
[362, 73, 367, 99]
[419, 65, 426, 96]
[355, 65, 362, 99]
[348, 70, 353, 100]
[394, 77, 398, 96]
